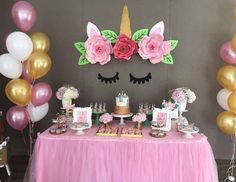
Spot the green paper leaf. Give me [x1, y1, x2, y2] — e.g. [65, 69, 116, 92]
[132, 29, 149, 43]
[74, 42, 86, 54]
[162, 54, 174, 64]
[168, 40, 178, 51]
[78, 54, 89, 65]
[101, 30, 117, 43]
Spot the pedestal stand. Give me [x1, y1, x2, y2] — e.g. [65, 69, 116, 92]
[143, 112, 152, 126]
[92, 112, 105, 125]
[111, 113, 133, 125]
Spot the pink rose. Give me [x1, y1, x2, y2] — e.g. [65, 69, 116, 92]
[132, 113, 146, 123]
[138, 34, 171, 64]
[171, 90, 186, 103]
[113, 35, 138, 61]
[100, 113, 113, 124]
[85, 35, 113, 65]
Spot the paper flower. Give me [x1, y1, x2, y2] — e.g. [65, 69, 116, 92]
[138, 34, 171, 64]
[132, 113, 147, 123]
[186, 89, 196, 103]
[113, 34, 138, 61]
[162, 100, 177, 110]
[56, 84, 79, 100]
[170, 88, 196, 104]
[84, 35, 113, 65]
[100, 113, 113, 124]
[74, 6, 178, 66]
[171, 90, 186, 103]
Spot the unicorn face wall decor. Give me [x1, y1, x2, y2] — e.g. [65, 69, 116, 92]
[74, 5, 178, 84]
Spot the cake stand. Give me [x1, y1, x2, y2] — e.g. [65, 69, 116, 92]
[178, 126, 199, 138]
[111, 113, 133, 125]
[69, 123, 89, 135]
[92, 111, 105, 125]
[143, 112, 152, 126]
[70, 126, 86, 135]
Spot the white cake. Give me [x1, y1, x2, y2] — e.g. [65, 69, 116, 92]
[114, 91, 130, 115]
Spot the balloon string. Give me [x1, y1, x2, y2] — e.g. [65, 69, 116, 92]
[29, 121, 34, 155]
[21, 130, 28, 154]
[224, 135, 236, 181]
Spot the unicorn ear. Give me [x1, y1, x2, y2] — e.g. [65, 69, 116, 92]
[87, 22, 100, 37]
[149, 21, 164, 36]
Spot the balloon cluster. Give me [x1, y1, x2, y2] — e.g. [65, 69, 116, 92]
[216, 30, 236, 135]
[0, 1, 52, 131]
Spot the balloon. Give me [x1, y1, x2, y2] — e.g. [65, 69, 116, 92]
[6, 106, 29, 130]
[22, 61, 34, 83]
[217, 88, 231, 110]
[3, 33, 10, 50]
[0, 53, 23, 79]
[31, 82, 52, 106]
[217, 65, 236, 91]
[11, 1, 36, 32]
[220, 41, 236, 64]
[30, 32, 50, 52]
[216, 111, 236, 135]
[27, 102, 49, 122]
[28, 51, 52, 79]
[228, 92, 236, 113]
[6, 31, 33, 62]
[5, 79, 32, 106]
[232, 34, 236, 52]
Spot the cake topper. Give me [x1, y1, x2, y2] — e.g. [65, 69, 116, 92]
[74, 5, 178, 66]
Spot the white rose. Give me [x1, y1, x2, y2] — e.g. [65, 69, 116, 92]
[186, 89, 196, 103]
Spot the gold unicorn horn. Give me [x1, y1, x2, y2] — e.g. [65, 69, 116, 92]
[119, 4, 132, 38]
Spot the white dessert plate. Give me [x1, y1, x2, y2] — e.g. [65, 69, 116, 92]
[178, 126, 199, 138]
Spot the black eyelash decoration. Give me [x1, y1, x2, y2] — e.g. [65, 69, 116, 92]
[98, 72, 119, 84]
[129, 72, 152, 84]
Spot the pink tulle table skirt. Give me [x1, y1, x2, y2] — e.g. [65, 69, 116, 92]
[24, 124, 218, 182]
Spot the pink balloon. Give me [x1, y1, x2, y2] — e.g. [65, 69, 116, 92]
[22, 61, 34, 83]
[220, 41, 236, 64]
[6, 106, 29, 131]
[31, 82, 52, 106]
[11, 1, 36, 32]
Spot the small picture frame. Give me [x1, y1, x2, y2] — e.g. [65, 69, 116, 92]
[73, 107, 92, 128]
[152, 108, 171, 131]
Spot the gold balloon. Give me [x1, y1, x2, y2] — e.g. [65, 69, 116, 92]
[228, 92, 236, 113]
[234, 7, 236, 19]
[231, 34, 236, 52]
[5, 79, 32, 106]
[216, 111, 236, 135]
[217, 65, 236, 91]
[30, 32, 50, 52]
[28, 51, 52, 79]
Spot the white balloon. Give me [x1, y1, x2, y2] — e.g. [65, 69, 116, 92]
[0, 53, 23, 79]
[217, 88, 231, 110]
[6, 31, 33, 62]
[27, 102, 49, 122]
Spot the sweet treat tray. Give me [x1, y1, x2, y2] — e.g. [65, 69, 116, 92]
[96, 126, 119, 137]
[96, 126, 143, 137]
[120, 127, 143, 138]
[49, 127, 67, 135]
[96, 133, 118, 137]
[120, 134, 143, 138]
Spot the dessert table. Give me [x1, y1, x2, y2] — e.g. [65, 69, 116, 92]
[24, 123, 218, 182]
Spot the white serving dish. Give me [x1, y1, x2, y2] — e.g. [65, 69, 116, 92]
[178, 126, 199, 138]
